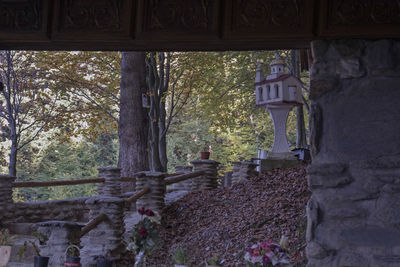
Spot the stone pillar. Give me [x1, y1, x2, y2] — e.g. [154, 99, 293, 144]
[267, 104, 296, 159]
[135, 172, 165, 214]
[306, 39, 400, 267]
[81, 196, 125, 266]
[172, 165, 193, 191]
[97, 167, 122, 197]
[190, 160, 220, 190]
[37, 221, 83, 267]
[231, 161, 258, 184]
[0, 175, 15, 222]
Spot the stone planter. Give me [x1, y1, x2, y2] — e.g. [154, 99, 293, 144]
[34, 255, 49, 267]
[0, 245, 11, 267]
[65, 257, 81, 267]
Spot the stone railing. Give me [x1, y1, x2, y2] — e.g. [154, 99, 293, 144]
[231, 161, 258, 185]
[12, 197, 90, 223]
[0, 160, 221, 266]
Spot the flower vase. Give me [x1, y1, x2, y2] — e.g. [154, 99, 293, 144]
[0, 246, 11, 267]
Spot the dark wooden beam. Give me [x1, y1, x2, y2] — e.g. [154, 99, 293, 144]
[0, 0, 399, 51]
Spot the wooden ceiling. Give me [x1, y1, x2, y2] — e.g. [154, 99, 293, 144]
[0, 0, 399, 51]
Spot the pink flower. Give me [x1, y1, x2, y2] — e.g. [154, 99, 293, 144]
[138, 207, 146, 215]
[138, 227, 147, 238]
[145, 209, 155, 216]
[262, 255, 271, 264]
[252, 247, 261, 256]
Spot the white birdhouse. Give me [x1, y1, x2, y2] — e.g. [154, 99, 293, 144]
[254, 57, 303, 159]
[255, 58, 303, 106]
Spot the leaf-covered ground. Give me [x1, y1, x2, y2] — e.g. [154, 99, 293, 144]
[145, 165, 310, 266]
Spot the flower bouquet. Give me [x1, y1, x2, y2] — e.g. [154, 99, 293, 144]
[244, 236, 291, 267]
[126, 207, 161, 267]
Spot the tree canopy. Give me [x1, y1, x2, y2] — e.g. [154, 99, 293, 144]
[0, 50, 309, 200]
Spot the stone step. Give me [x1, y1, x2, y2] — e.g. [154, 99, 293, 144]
[7, 262, 32, 267]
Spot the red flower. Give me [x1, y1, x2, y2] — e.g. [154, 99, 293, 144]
[138, 207, 146, 215]
[145, 209, 155, 217]
[138, 227, 148, 238]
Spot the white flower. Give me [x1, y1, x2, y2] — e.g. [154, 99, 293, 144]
[126, 242, 138, 252]
[147, 211, 161, 224]
[244, 252, 252, 262]
[279, 235, 288, 249]
[251, 255, 262, 264]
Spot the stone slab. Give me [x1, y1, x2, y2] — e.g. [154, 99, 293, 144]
[259, 158, 301, 172]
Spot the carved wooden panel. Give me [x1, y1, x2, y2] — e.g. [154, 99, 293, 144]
[224, 0, 314, 39]
[135, 0, 220, 40]
[0, 0, 49, 40]
[52, 0, 133, 40]
[319, 0, 400, 37]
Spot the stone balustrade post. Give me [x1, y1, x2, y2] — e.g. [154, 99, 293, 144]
[190, 160, 220, 190]
[0, 175, 15, 222]
[81, 196, 125, 266]
[97, 167, 122, 197]
[232, 161, 258, 184]
[135, 172, 165, 214]
[172, 165, 193, 191]
[223, 171, 233, 188]
[37, 221, 83, 267]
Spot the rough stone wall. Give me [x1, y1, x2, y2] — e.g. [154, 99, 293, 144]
[0, 175, 16, 223]
[307, 39, 400, 267]
[9, 198, 90, 223]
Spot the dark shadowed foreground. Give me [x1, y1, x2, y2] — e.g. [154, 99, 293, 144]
[119, 165, 309, 266]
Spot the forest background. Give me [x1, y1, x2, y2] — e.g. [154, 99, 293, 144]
[0, 50, 309, 201]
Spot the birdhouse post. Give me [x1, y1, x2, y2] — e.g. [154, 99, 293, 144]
[255, 56, 303, 160]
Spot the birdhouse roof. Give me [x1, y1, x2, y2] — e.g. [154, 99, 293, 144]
[256, 100, 303, 107]
[254, 73, 303, 86]
[269, 58, 286, 66]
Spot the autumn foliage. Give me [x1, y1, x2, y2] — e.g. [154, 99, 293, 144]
[146, 165, 310, 266]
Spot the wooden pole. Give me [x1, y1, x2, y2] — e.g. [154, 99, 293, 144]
[12, 173, 183, 188]
[164, 171, 205, 186]
[125, 187, 150, 204]
[80, 213, 107, 237]
[13, 178, 105, 188]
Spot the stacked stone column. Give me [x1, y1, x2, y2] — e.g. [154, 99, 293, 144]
[190, 160, 220, 190]
[135, 172, 165, 214]
[306, 39, 400, 267]
[81, 196, 125, 266]
[231, 161, 258, 184]
[0, 175, 15, 222]
[172, 165, 193, 191]
[37, 221, 83, 267]
[97, 167, 122, 197]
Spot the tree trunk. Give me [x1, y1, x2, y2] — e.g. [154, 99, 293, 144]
[9, 136, 17, 177]
[149, 115, 163, 172]
[291, 50, 308, 148]
[118, 52, 149, 191]
[159, 100, 168, 172]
